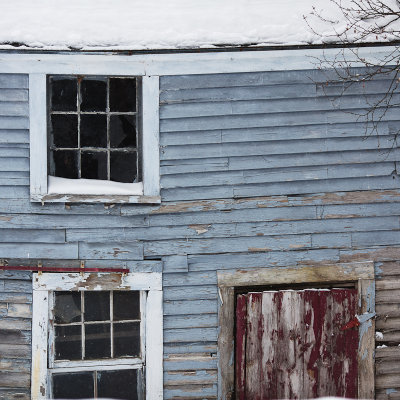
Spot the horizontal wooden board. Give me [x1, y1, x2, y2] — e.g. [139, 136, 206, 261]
[160, 70, 397, 90]
[0, 344, 30, 359]
[160, 150, 399, 175]
[0, 229, 65, 243]
[0, 329, 30, 345]
[0, 243, 78, 259]
[0, 214, 147, 229]
[0, 89, 28, 102]
[164, 369, 217, 386]
[160, 122, 391, 147]
[161, 162, 394, 189]
[164, 327, 218, 343]
[164, 299, 218, 316]
[161, 136, 396, 160]
[0, 117, 28, 130]
[78, 241, 144, 261]
[0, 102, 28, 117]
[164, 314, 217, 329]
[188, 248, 340, 271]
[0, 75, 28, 89]
[0, 130, 29, 144]
[160, 94, 400, 119]
[163, 343, 217, 355]
[164, 354, 218, 371]
[164, 286, 217, 301]
[0, 389, 30, 400]
[0, 158, 29, 172]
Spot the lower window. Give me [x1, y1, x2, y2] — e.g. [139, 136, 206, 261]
[31, 272, 163, 400]
[49, 290, 145, 399]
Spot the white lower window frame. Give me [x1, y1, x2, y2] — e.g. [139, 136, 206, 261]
[31, 272, 163, 399]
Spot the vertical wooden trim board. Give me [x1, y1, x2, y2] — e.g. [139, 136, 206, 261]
[29, 73, 47, 198]
[146, 289, 164, 400]
[217, 262, 375, 400]
[142, 75, 160, 197]
[358, 279, 376, 399]
[31, 290, 49, 400]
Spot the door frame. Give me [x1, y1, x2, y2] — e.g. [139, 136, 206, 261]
[217, 261, 375, 400]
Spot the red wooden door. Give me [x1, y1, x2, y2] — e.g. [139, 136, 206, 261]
[235, 289, 358, 399]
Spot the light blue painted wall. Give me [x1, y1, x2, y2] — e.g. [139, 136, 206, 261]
[0, 69, 399, 399]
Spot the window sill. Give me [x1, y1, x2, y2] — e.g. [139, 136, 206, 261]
[30, 176, 161, 204]
[31, 193, 161, 204]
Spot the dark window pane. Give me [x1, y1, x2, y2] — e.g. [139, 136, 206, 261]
[114, 291, 140, 321]
[110, 151, 137, 183]
[81, 151, 107, 180]
[50, 78, 77, 112]
[85, 323, 111, 359]
[110, 78, 136, 112]
[54, 292, 81, 324]
[84, 292, 110, 321]
[80, 114, 107, 147]
[55, 325, 81, 361]
[114, 322, 140, 357]
[51, 150, 79, 179]
[110, 115, 136, 148]
[81, 79, 107, 112]
[51, 114, 78, 148]
[53, 372, 94, 399]
[97, 369, 138, 400]
[81, 79, 107, 111]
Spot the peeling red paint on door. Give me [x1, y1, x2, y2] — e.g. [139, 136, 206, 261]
[235, 289, 358, 399]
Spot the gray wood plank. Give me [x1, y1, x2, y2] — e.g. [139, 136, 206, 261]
[161, 163, 394, 189]
[0, 75, 28, 89]
[0, 228, 65, 242]
[160, 84, 316, 103]
[78, 241, 144, 261]
[0, 214, 147, 229]
[0, 130, 28, 144]
[164, 327, 217, 343]
[164, 314, 217, 329]
[164, 285, 217, 301]
[0, 117, 28, 130]
[160, 94, 400, 119]
[144, 234, 312, 256]
[160, 69, 393, 90]
[0, 89, 28, 102]
[0, 158, 28, 172]
[0, 243, 78, 259]
[0, 102, 28, 117]
[160, 123, 388, 147]
[164, 300, 217, 315]
[161, 135, 395, 160]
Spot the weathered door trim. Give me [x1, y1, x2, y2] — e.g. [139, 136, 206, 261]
[217, 261, 375, 400]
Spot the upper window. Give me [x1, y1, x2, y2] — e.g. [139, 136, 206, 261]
[29, 74, 160, 203]
[48, 76, 140, 184]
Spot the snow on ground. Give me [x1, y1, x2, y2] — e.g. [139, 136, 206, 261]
[0, 0, 350, 50]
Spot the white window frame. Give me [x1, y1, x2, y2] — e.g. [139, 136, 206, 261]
[31, 272, 163, 400]
[29, 73, 160, 204]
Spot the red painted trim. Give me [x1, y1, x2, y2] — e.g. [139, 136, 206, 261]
[0, 265, 129, 273]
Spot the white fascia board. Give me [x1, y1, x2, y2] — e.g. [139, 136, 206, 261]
[0, 45, 397, 76]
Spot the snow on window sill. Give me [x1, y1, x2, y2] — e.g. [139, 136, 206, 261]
[48, 176, 144, 195]
[30, 176, 160, 204]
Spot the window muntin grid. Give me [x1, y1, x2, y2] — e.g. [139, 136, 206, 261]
[52, 290, 142, 362]
[48, 76, 141, 184]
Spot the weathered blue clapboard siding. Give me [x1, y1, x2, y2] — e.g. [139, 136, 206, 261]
[0, 70, 399, 399]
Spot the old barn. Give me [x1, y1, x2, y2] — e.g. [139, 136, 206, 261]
[0, 1, 399, 399]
